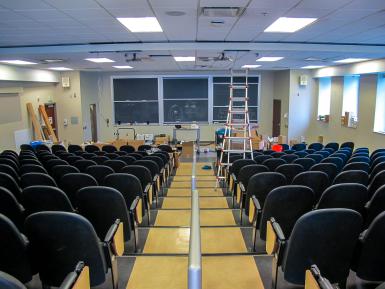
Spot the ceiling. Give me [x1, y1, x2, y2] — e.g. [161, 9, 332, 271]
[0, 0, 384, 71]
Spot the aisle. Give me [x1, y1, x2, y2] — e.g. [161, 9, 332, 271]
[126, 161, 265, 289]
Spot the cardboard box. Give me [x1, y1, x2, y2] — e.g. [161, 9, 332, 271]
[182, 141, 194, 157]
[155, 136, 170, 145]
[278, 135, 287, 144]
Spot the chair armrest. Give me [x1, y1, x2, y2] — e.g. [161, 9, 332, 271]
[144, 183, 152, 194]
[249, 195, 261, 224]
[104, 219, 124, 257]
[266, 217, 286, 255]
[231, 173, 237, 183]
[153, 175, 158, 183]
[130, 196, 143, 224]
[239, 182, 246, 193]
[59, 262, 90, 289]
[306, 265, 334, 289]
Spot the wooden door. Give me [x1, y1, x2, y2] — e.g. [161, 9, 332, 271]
[272, 99, 281, 137]
[44, 103, 58, 138]
[90, 104, 98, 142]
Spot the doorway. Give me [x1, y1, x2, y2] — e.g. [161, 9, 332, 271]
[89, 104, 98, 142]
[44, 103, 58, 138]
[272, 99, 281, 137]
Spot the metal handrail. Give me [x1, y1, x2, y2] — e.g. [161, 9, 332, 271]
[188, 146, 201, 289]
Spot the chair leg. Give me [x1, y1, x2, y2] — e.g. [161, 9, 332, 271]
[111, 256, 119, 289]
[271, 256, 279, 289]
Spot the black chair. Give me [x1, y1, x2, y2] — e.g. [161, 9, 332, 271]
[116, 151, 128, 156]
[20, 144, 34, 152]
[292, 143, 306, 151]
[348, 156, 370, 164]
[293, 158, 316, 170]
[341, 142, 354, 150]
[253, 155, 272, 164]
[121, 165, 153, 209]
[263, 150, 275, 155]
[353, 152, 369, 158]
[333, 170, 369, 186]
[25, 211, 120, 288]
[308, 143, 323, 151]
[68, 145, 83, 153]
[268, 209, 362, 288]
[74, 151, 86, 156]
[306, 154, 324, 163]
[105, 153, 119, 159]
[280, 144, 290, 151]
[352, 211, 385, 281]
[316, 183, 368, 215]
[20, 173, 57, 189]
[283, 149, 295, 154]
[22, 186, 74, 216]
[0, 271, 26, 289]
[104, 173, 148, 224]
[85, 165, 114, 185]
[59, 173, 98, 206]
[19, 164, 47, 175]
[305, 149, 316, 154]
[325, 142, 339, 151]
[57, 153, 74, 161]
[90, 156, 109, 165]
[314, 151, 330, 158]
[0, 187, 24, 231]
[102, 145, 117, 153]
[271, 152, 286, 158]
[158, 145, 173, 153]
[127, 153, 143, 160]
[115, 156, 136, 166]
[310, 163, 338, 184]
[82, 153, 97, 160]
[322, 156, 344, 170]
[368, 171, 385, 199]
[138, 145, 152, 151]
[262, 158, 287, 172]
[293, 151, 308, 158]
[35, 144, 50, 152]
[67, 156, 84, 165]
[0, 165, 20, 182]
[371, 157, 385, 171]
[275, 164, 305, 184]
[51, 165, 80, 183]
[73, 160, 97, 173]
[120, 145, 135, 153]
[0, 159, 18, 173]
[0, 173, 22, 202]
[84, 145, 100, 153]
[251, 185, 314, 251]
[19, 159, 41, 166]
[355, 147, 369, 153]
[342, 162, 370, 173]
[370, 162, 385, 180]
[371, 152, 385, 162]
[94, 151, 107, 156]
[228, 159, 256, 197]
[245, 172, 287, 216]
[281, 154, 298, 164]
[365, 185, 385, 227]
[103, 160, 126, 173]
[133, 160, 161, 201]
[0, 214, 33, 283]
[45, 159, 69, 173]
[292, 171, 329, 200]
[77, 186, 133, 250]
[51, 144, 66, 154]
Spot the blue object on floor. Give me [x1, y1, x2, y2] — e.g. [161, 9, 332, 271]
[202, 165, 212, 170]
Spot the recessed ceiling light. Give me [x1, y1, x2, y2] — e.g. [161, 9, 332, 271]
[42, 59, 64, 63]
[242, 65, 261, 69]
[174, 56, 195, 62]
[301, 65, 325, 69]
[49, 67, 73, 71]
[0, 60, 37, 65]
[304, 57, 322, 61]
[256, 57, 284, 62]
[165, 11, 186, 16]
[334, 58, 369, 64]
[85, 58, 115, 63]
[113, 65, 133, 69]
[264, 17, 317, 33]
[117, 17, 163, 33]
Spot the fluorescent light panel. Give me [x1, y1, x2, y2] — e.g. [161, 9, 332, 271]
[334, 58, 369, 64]
[49, 67, 73, 71]
[113, 65, 133, 69]
[302, 65, 325, 69]
[256, 57, 284, 62]
[264, 17, 317, 33]
[117, 17, 163, 32]
[242, 65, 261, 69]
[85, 58, 115, 63]
[0, 60, 37, 65]
[174, 56, 195, 62]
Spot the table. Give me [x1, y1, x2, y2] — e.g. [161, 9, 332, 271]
[172, 128, 200, 151]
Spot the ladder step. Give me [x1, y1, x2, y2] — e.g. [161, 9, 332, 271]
[220, 163, 232, 166]
[224, 136, 251, 139]
[229, 110, 247, 114]
[222, 149, 253, 153]
[226, 123, 249, 127]
[231, 97, 248, 101]
[230, 85, 248, 89]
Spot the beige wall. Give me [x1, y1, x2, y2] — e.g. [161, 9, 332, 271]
[305, 74, 385, 151]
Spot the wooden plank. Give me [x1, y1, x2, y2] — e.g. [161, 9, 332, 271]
[38, 104, 58, 142]
[26, 102, 43, 140]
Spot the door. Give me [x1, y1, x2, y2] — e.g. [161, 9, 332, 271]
[44, 103, 58, 138]
[89, 104, 98, 142]
[272, 99, 281, 137]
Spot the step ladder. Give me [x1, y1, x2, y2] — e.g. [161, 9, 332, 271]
[216, 70, 254, 187]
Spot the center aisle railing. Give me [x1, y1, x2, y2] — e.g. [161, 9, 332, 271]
[188, 147, 202, 289]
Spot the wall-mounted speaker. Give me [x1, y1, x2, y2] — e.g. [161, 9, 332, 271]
[62, 77, 70, 88]
[299, 75, 308, 86]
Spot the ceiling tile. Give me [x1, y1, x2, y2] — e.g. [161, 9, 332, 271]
[0, 0, 53, 10]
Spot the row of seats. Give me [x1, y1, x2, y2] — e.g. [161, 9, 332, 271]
[0, 144, 176, 288]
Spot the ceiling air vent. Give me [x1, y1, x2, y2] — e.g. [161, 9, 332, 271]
[201, 7, 244, 17]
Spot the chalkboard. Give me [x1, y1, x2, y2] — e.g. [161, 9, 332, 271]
[114, 102, 159, 124]
[113, 78, 158, 101]
[164, 100, 208, 122]
[163, 78, 208, 99]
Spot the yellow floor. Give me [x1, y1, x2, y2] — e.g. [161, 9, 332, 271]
[126, 256, 264, 289]
[155, 209, 236, 227]
[127, 160, 265, 289]
[161, 197, 229, 209]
